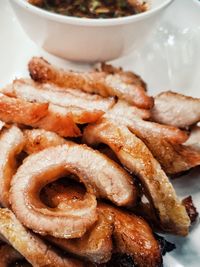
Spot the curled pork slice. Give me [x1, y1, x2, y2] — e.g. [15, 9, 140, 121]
[10, 143, 136, 238]
[83, 118, 190, 235]
[28, 57, 153, 109]
[100, 204, 162, 267]
[0, 125, 25, 207]
[0, 208, 84, 267]
[0, 244, 24, 267]
[0, 93, 80, 137]
[43, 183, 161, 266]
[45, 184, 113, 264]
[151, 91, 200, 128]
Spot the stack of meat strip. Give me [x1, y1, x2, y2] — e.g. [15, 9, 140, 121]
[0, 57, 199, 267]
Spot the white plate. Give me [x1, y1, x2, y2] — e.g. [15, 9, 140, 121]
[0, 0, 200, 266]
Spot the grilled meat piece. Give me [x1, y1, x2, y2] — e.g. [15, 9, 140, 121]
[28, 57, 153, 109]
[151, 91, 200, 128]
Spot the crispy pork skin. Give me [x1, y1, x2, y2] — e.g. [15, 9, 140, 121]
[0, 208, 84, 267]
[28, 57, 153, 109]
[151, 91, 200, 128]
[83, 118, 190, 235]
[10, 143, 136, 238]
[0, 126, 25, 207]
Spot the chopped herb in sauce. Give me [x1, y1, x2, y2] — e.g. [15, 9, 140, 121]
[29, 0, 148, 19]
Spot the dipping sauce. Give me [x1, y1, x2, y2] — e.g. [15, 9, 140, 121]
[29, 0, 148, 19]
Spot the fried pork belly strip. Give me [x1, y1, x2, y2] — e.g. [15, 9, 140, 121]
[121, 118, 200, 174]
[0, 125, 25, 207]
[0, 93, 81, 137]
[151, 91, 200, 128]
[0, 209, 84, 267]
[107, 101, 188, 144]
[2, 78, 113, 121]
[2, 78, 108, 125]
[83, 118, 190, 235]
[10, 143, 136, 238]
[106, 103, 200, 174]
[0, 244, 23, 267]
[23, 132, 136, 206]
[43, 183, 161, 266]
[28, 57, 153, 109]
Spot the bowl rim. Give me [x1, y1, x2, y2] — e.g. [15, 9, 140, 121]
[11, 0, 174, 26]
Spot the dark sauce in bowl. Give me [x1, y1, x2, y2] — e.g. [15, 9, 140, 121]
[29, 0, 148, 19]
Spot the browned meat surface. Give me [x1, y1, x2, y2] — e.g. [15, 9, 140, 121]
[106, 104, 200, 174]
[10, 143, 136, 238]
[24, 129, 66, 154]
[0, 92, 48, 125]
[49, 208, 113, 264]
[182, 196, 199, 224]
[0, 93, 81, 137]
[151, 91, 200, 128]
[184, 126, 200, 151]
[100, 63, 147, 91]
[28, 57, 153, 109]
[0, 208, 84, 267]
[83, 118, 190, 235]
[124, 120, 200, 174]
[0, 244, 23, 267]
[43, 183, 161, 266]
[43, 183, 113, 264]
[101, 204, 162, 267]
[0, 126, 25, 207]
[2, 78, 113, 113]
[106, 103, 188, 144]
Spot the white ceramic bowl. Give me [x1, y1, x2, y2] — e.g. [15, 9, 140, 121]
[10, 0, 174, 62]
[193, 0, 200, 6]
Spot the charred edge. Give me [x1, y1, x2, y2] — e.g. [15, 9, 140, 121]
[154, 234, 176, 256]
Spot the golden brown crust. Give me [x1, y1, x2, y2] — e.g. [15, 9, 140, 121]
[28, 57, 153, 109]
[0, 208, 84, 267]
[10, 143, 136, 238]
[99, 203, 162, 267]
[0, 93, 81, 137]
[83, 118, 190, 236]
